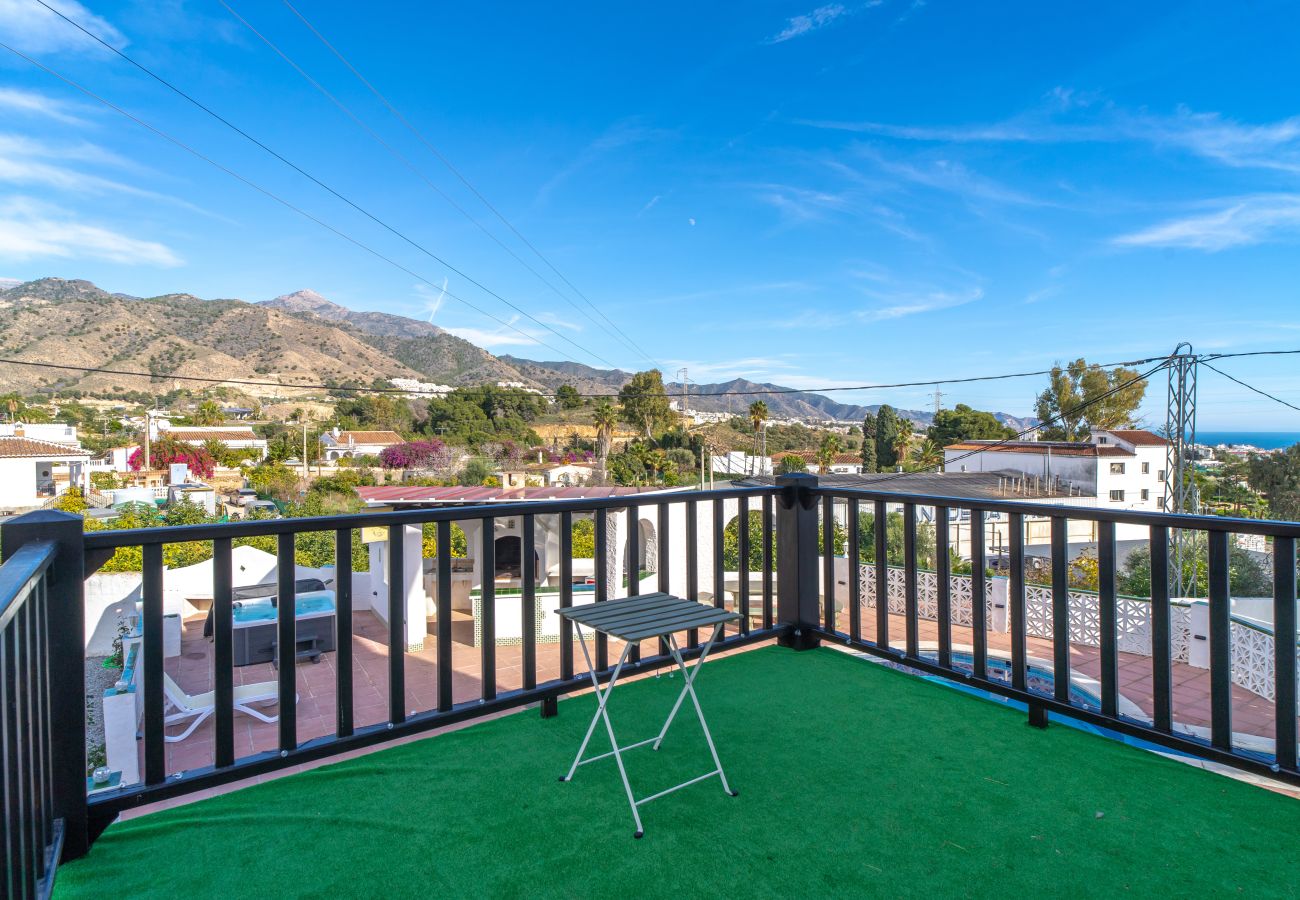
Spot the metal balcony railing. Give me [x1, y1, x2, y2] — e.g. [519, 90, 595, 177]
[0, 473, 1297, 893]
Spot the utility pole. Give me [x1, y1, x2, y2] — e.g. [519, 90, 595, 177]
[933, 388, 944, 417]
[1164, 343, 1198, 597]
[143, 409, 151, 472]
[677, 367, 689, 424]
[301, 416, 310, 481]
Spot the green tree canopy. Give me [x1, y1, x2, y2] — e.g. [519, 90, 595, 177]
[1247, 444, 1300, 521]
[860, 412, 877, 472]
[777, 454, 807, 474]
[555, 384, 582, 409]
[618, 370, 673, 440]
[1034, 359, 1148, 442]
[876, 405, 900, 471]
[926, 404, 1015, 446]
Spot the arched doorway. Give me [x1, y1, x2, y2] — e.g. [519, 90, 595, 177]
[637, 518, 657, 574]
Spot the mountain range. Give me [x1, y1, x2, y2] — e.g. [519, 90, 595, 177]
[0, 278, 1032, 427]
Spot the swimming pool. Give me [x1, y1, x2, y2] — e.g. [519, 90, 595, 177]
[923, 650, 1102, 710]
[231, 590, 335, 625]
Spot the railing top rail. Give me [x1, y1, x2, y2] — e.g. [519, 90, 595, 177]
[0, 538, 56, 630]
[83, 484, 779, 550]
[810, 484, 1300, 537]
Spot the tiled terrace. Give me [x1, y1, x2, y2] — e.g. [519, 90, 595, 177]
[147, 598, 1289, 778]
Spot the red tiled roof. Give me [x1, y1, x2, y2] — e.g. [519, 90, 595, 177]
[164, 428, 260, 442]
[1102, 429, 1168, 446]
[331, 431, 403, 445]
[0, 436, 91, 458]
[355, 485, 688, 505]
[944, 441, 1134, 458]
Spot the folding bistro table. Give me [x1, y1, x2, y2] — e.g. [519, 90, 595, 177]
[557, 592, 741, 838]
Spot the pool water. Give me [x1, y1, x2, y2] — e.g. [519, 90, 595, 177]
[232, 590, 335, 624]
[920, 650, 1101, 710]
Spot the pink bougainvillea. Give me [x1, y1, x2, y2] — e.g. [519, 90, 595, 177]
[127, 437, 216, 479]
[379, 439, 451, 471]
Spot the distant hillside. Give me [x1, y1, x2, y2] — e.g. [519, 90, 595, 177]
[261, 290, 531, 386]
[0, 277, 1032, 427]
[0, 278, 533, 397]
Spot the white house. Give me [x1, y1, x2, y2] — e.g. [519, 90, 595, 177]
[942, 428, 1169, 542]
[497, 461, 595, 488]
[319, 429, 404, 461]
[153, 422, 269, 460]
[0, 422, 80, 445]
[0, 435, 92, 512]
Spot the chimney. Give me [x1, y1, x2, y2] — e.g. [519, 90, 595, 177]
[14, 424, 23, 437]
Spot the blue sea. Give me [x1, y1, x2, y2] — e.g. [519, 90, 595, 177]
[1196, 431, 1300, 450]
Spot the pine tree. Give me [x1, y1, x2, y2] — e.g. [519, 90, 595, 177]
[876, 405, 900, 471]
[860, 412, 878, 472]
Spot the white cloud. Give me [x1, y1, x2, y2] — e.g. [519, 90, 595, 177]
[768, 4, 848, 43]
[0, 198, 182, 266]
[0, 88, 88, 125]
[443, 315, 542, 348]
[1112, 194, 1300, 251]
[756, 183, 850, 222]
[857, 286, 983, 322]
[0, 0, 127, 54]
[799, 97, 1300, 173]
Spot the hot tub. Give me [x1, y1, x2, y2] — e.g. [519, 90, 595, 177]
[231, 590, 336, 666]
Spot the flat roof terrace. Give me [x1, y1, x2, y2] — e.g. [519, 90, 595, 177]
[58, 647, 1300, 898]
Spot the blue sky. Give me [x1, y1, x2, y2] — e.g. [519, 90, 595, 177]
[1, 0, 1299, 429]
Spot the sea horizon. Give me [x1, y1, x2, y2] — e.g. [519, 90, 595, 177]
[1196, 431, 1300, 451]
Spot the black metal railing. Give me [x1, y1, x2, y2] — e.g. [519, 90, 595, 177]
[72, 487, 780, 835]
[1, 512, 87, 900]
[1, 473, 1299, 882]
[797, 474, 1300, 782]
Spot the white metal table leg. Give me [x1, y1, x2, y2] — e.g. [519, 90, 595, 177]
[560, 626, 645, 836]
[665, 631, 736, 797]
[652, 623, 722, 751]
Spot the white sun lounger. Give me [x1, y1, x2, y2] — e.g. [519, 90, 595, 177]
[162, 673, 284, 742]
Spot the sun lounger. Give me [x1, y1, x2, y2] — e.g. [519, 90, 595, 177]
[162, 672, 285, 742]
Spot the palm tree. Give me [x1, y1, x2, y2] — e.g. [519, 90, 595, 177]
[593, 402, 617, 480]
[816, 434, 842, 474]
[891, 421, 913, 471]
[913, 438, 943, 471]
[748, 401, 769, 472]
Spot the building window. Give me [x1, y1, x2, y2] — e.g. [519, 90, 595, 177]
[1141, 489, 1149, 501]
[1157, 469, 1166, 481]
[1141, 462, 1150, 474]
[1097, 436, 1108, 444]
[1109, 490, 1125, 501]
[1110, 462, 1125, 474]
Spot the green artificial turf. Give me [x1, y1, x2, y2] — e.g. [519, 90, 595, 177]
[57, 646, 1300, 899]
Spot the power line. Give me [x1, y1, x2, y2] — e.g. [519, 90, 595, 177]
[0, 42, 580, 362]
[30, 0, 621, 371]
[0, 352, 1177, 401]
[278, 0, 663, 370]
[861, 353, 1179, 487]
[217, 0, 651, 367]
[1201, 361, 1300, 414]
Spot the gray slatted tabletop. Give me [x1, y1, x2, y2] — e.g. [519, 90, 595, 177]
[558, 592, 739, 642]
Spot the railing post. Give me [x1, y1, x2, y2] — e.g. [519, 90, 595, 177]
[775, 474, 820, 650]
[1, 510, 88, 861]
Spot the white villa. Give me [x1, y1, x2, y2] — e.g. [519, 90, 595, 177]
[0, 435, 92, 513]
[944, 429, 1169, 514]
[153, 421, 269, 460]
[319, 429, 404, 461]
[497, 461, 595, 488]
